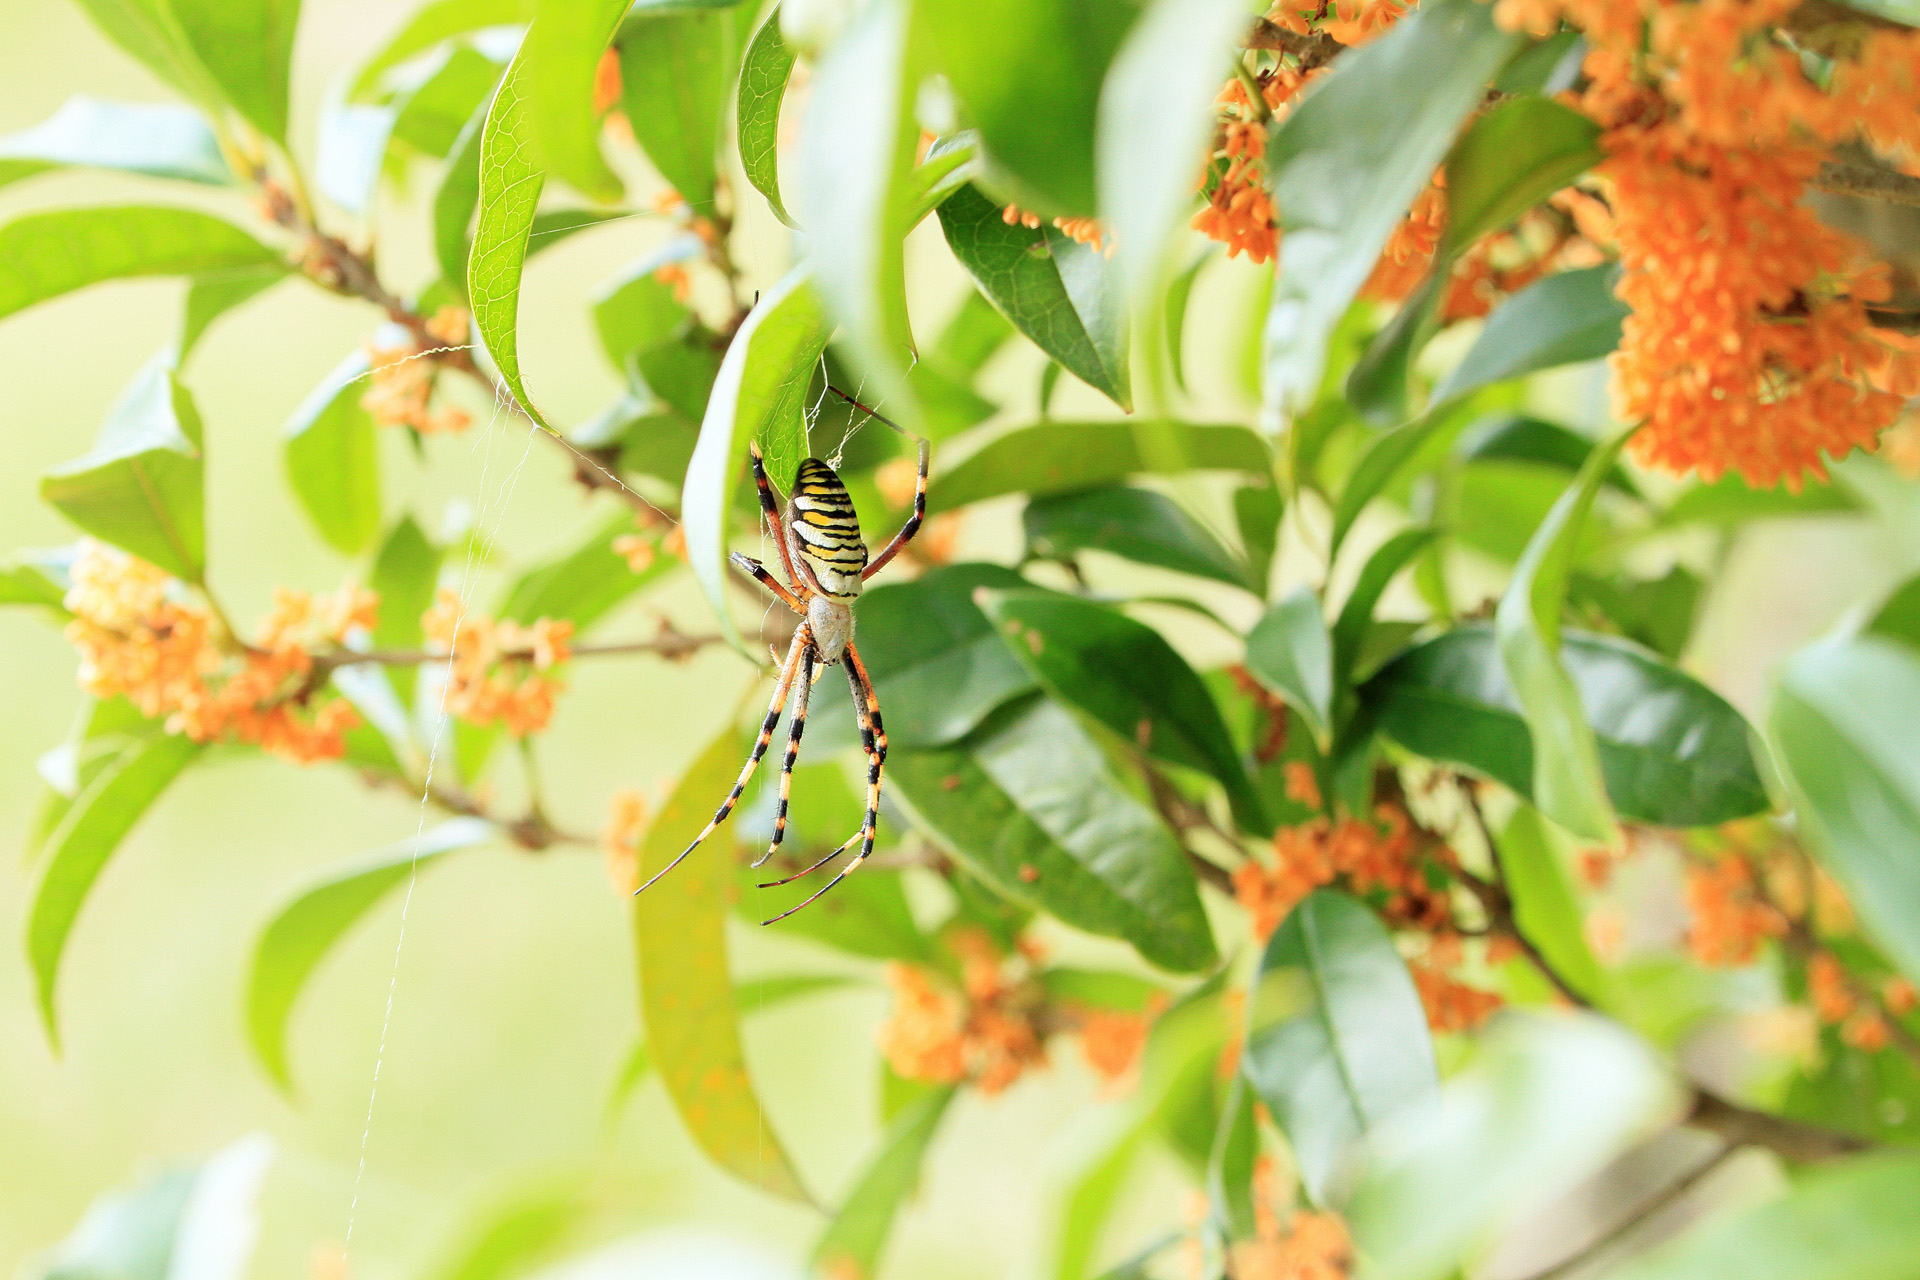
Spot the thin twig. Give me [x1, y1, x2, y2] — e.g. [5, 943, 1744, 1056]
[1244, 16, 1344, 70]
[312, 629, 726, 679]
[1515, 1142, 1738, 1280]
[1812, 161, 1920, 209]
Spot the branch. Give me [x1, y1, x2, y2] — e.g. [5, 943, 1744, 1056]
[1245, 16, 1345, 70]
[1812, 161, 1920, 209]
[1685, 1090, 1873, 1162]
[312, 627, 725, 680]
[1515, 1141, 1738, 1280]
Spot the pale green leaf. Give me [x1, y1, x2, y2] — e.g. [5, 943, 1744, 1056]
[284, 350, 381, 556]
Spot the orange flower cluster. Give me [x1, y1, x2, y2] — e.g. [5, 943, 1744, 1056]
[1493, 0, 1920, 488]
[601, 788, 649, 894]
[1364, 177, 1448, 303]
[1000, 204, 1111, 254]
[1192, 67, 1314, 265]
[1806, 950, 1893, 1051]
[419, 589, 572, 734]
[363, 307, 472, 435]
[1077, 1007, 1153, 1089]
[1683, 854, 1787, 966]
[1409, 953, 1503, 1033]
[63, 540, 371, 763]
[611, 508, 673, 575]
[1224, 1159, 1352, 1280]
[1233, 805, 1450, 942]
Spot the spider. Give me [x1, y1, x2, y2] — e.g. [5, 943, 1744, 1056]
[635, 399, 928, 924]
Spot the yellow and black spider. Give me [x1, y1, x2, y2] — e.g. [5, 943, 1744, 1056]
[635, 400, 929, 923]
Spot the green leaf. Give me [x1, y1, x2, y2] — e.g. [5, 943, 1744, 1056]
[1495, 429, 1631, 840]
[67, 0, 226, 112]
[389, 44, 507, 158]
[42, 354, 207, 582]
[499, 511, 670, 631]
[368, 515, 443, 705]
[417, 1189, 581, 1280]
[1441, 95, 1600, 255]
[683, 266, 829, 648]
[1263, 0, 1523, 418]
[932, 285, 1014, 375]
[919, 0, 1140, 216]
[1234, 479, 1283, 593]
[929, 420, 1270, 514]
[938, 183, 1130, 411]
[1457, 413, 1639, 495]
[167, 0, 301, 142]
[1431, 265, 1628, 404]
[1495, 30, 1584, 95]
[1164, 251, 1210, 395]
[591, 237, 699, 368]
[28, 1134, 273, 1280]
[1242, 890, 1437, 1207]
[1661, 471, 1861, 525]
[619, 3, 745, 214]
[283, 351, 381, 556]
[0, 205, 279, 326]
[1024, 486, 1254, 590]
[349, 0, 532, 99]
[1606, 1154, 1920, 1280]
[518, 0, 628, 202]
[246, 819, 492, 1092]
[1331, 527, 1435, 691]
[27, 732, 202, 1046]
[1245, 588, 1333, 744]
[632, 331, 724, 424]
[1498, 804, 1607, 1002]
[1568, 566, 1701, 661]
[1363, 624, 1769, 826]
[812, 1086, 956, 1277]
[469, 59, 551, 425]
[180, 265, 286, 360]
[1773, 638, 1920, 989]
[1327, 393, 1488, 555]
[0, 554, 70, 613]
[635, 725, 810, 1202]
[890, 696, 1218, 973]
[736, 6, 797, 226]
[1347, 1013, 1674, 1280]
[1054, 1122, 1152, 1280]
[980, 589, 1270, 836]
[435, 92, 491, 300]
[1868, 573, 1920, 651]
[0, 97, 230, 189]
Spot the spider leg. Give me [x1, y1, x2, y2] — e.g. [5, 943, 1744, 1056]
[759, 645, 888, 922]
[635, 625, 809, 896]
[756, 661, 876, 889]
[751, 645, 814, 868]
[748, 440, 803, 587]
[729, 551, 804, 613]
[862, 435, 929, 580]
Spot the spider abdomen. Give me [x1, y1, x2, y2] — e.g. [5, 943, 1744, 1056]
[789, 458, 868, 602]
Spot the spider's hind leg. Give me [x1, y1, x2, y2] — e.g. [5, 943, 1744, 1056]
[752, 646, 815, 869]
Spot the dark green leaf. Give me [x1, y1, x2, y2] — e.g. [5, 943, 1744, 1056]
[890, 696, 1217, 973]
[42, 354, 206, 581]
[1441, 95, 1599, 255]
[1243, 890, 1437, 1206]
[246, 818, 493, 1091]
[284, 351, 381, 556]
[27, 732, 202, 1045]
[1363, 624, 1770, 826]
[1457, 413, 1639, 495]
[1568, 566, 1701, 661]
[1773, 638, 1920, 989]
[1245, 588, 1333, 743]
[617, 3, 745, 213]
[0, 205, 279, 325]
[180, 265, 286, 360]
[1263, 0, 1523, 417]
[499, 512, 671, 631]
[167, 0, 300, 141]
[1498, 804, 1607, 1002]
[932, 285, 1014, 375]
[633, 333, 724, 425]
[1868, 572, 1920, 651]
[929, 420, 1270, 514]
[1431, 265, 1628, 405]
[1495, 429, 1630, 839]
[1234, 480, 1283, 593]
[980, 589, 1270, 835]
[519, 0, 628, 202]
[1024, 486, 1253, 590]
[0, 97, 230, 188]
[737, 6, 797, 226]
[938, 183, 1130, 410]
[1331, 527, 1435, 689]
[812, 1087, 956, 1277]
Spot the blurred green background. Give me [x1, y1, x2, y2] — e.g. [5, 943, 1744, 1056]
[1, 2, 1914, 1277]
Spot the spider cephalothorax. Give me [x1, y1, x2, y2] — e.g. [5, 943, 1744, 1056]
[636, 409, 928, 922]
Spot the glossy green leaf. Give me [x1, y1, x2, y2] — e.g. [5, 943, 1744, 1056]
[1773, 638, 1920, 989]
[1242, 890, 1437, 1207]
[1328, 395, 1483, 555]
[890, 696, 1217, 973]
[1432, 265, 1628, 405]
[919, 0, 1140, 216]
[737, 6, 797, 226]
[1495, 30, 1584, 94]
[683, 266, 829, 648]
[1499, 804, 1607, 1002]
[812, 1086, 956, 1277]
[180, 265, 286, 360]
[1868, 573, 1920, 651]
[1331, 527, 1434, 690]
[1263, 0, 1522, 419]
[1363, 624, 1769, 826]
[1234, 480, 1283, 593]
[245, 818, 493, 1091]
[1608, 1154, 1920, 1280]
[27, 732, 203, 1045]
[617, 3, 745, 213]
[284, 351, 381, 556]
[1457, 413, 1638, 495]
[1441, 95, 1600, 255]
[167, 0, 299, 142]
[1568, 566, 1701, 661]
[929, 420, 1269, 514]
[519, 0, 627, 202]
[389, 44, 507, 158]
[590, 237, 699, 368]
[1024, 486, 1253, 590]
[634, 725, 810, 1202]
[0, 96, 229, 189]
[435, 92, 491, 300]
[749, 862, 933, 961]
[0, 205, 279, 325]
[1348, 1013, 1674, 1280]
[42, 354, 207, 582]
[1495, 429, 1630, 840]
[499, 512, 673, 631]
[469, 59, 551, 425]
[938, 183, 1130, 411]
[1661, 471, 1861, 525]
[349, 0, 532, 99]
[980, 589, 1270, 835]
[1054, 1121, 1151, 1280]
[1245, 588, 1333, 743]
